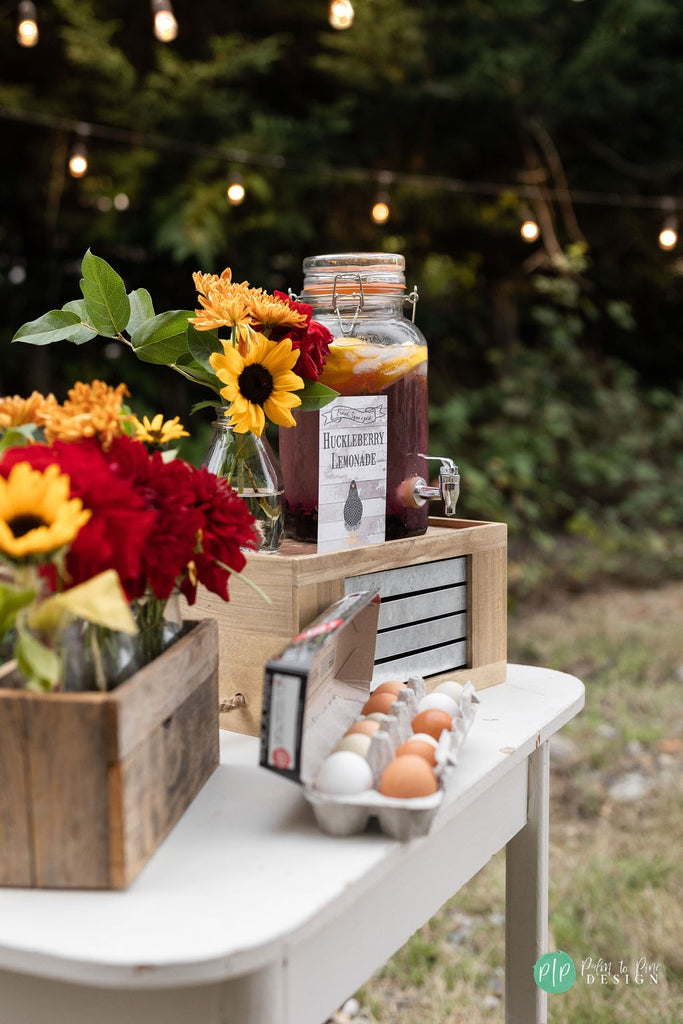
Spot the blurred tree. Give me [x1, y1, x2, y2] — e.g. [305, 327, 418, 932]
[1, 0, 683, 419]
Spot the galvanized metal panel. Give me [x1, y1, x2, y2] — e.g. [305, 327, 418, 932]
[377, 585, 467, 630]
[344, 555, 467, 601]
[372, 640, 468, 685]
[375, 612, 468, 661]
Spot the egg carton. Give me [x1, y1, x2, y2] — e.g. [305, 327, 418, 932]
[304, 679, 478, 840]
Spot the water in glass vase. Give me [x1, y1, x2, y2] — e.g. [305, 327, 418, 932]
[203, 411, 285, 553]
[239, 487, 285, 551]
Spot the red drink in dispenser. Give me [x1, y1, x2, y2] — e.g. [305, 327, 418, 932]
[279, 253, 432, 543]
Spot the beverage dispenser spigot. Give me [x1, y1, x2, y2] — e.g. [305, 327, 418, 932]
[410, 455, 460, 517]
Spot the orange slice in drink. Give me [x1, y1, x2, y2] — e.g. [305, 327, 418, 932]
[319, 338, 427, 395]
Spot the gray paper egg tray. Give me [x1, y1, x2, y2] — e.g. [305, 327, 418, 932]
[304, 677, 478, 840]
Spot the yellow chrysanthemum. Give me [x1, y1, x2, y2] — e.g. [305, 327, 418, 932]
[190, 271, 250, 325]
[192, 267, 234, 296]
[244, 290, 308, 333]
[0, 391, 58, 431]
[131, 413, 190, 446]
[43, 381, 131, 447]
[209, 334, 304, 436]
[0, 462, 91, 561]
[190, 269, 306, 352]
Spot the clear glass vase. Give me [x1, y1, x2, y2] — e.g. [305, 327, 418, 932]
[203, 409, 284, 553]
[60, 592, 184, 692]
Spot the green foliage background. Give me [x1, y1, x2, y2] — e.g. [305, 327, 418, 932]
[1, 0, 682, 582]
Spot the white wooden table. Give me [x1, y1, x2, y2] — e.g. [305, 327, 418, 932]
[0, 664, 584, 1024]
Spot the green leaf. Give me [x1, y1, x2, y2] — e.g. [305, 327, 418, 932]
[0, 583, 36, 641]
[174, 353, 222, 392]
[190, 399, 223, 415]
[127, 288, 155, 335]
[28, 570, 137, 635]
[187, 324, 222, 372]
[15, 627, 61, 692]
[11, 309, 81, 346]
[79, 248, 131, 337]
[62, 300, 99, 345]
[297, 380, 339, 412]
[130, 310, 194, 364]
[0, 425, 39, 454]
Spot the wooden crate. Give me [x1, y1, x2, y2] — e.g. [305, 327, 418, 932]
[184, 518, 507, 737]
[0, 619, 219, 890]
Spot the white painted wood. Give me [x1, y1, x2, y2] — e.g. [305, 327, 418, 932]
[0, 665, 584, 1024]
[505, 741, 550, 1024]
[286, 760, 528, 1024]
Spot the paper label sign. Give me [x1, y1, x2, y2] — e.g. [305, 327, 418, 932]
[317, 396, 388, 553]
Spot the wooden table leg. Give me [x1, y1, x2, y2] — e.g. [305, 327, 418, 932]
[505, 741, 550, 1024]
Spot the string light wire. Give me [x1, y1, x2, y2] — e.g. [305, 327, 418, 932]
[2, 104, 683, 221]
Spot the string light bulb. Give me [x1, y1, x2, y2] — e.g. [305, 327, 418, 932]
[226, 174, 246, 205]
[151, 0, 178, 42]
[371, 195, 390, 225]
[520, 218, 540, 242]
[658, 216, 678, 251]
[69, 128, 89, 178]
[329, 0, 354, 30]
[17, 1, 38, 47]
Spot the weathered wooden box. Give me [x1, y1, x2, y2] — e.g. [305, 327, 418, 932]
[0, 619, 219, 890]
[185, 518, 507, 737]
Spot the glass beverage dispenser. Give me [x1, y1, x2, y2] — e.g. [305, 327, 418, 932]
[279, 252, 458, 542]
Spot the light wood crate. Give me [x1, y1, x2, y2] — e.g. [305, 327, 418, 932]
[0, 619, 219, 890]
[184, 518, 507, 737]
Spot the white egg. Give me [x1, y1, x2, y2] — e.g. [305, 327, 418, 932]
[433, 679, 465, 703]
[333, 733, 372, 758]
[315, 750, 373, 795]
[410, 731, 439, 749]
[417, 691, 459, 717]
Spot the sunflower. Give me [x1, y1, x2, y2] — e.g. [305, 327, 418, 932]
[131, 413, 190, 446]
[0, 462, 91, 561]
[209, 334, 304, 435]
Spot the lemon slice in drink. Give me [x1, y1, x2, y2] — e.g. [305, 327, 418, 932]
[319, 338, 427, 395]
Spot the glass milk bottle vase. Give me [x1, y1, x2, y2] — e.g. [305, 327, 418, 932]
[203, 409, 284, 553]
[279, 253, 429, 542]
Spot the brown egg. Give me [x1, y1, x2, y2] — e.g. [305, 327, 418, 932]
[372, 679, 408, 697]
[378, 754, 439, 798]
[344, 719, 381, 738]
[361, 691, 398, 716]
[395, 737, 438, 766]
[411, 708, 453, 741]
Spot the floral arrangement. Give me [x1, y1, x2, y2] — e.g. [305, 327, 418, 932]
[0, 381, 258, 692]
[12, 250, 337, 438]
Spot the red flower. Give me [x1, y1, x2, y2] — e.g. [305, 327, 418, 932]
[180, 466, 258, 604]
[0, 434, 258, 606]
[102, 437, 204, 601]
[0, 438, 155, 594]
[270, 291, 333, 382]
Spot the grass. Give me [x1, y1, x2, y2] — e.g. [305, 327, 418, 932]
[351, 581, 683, 1023]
